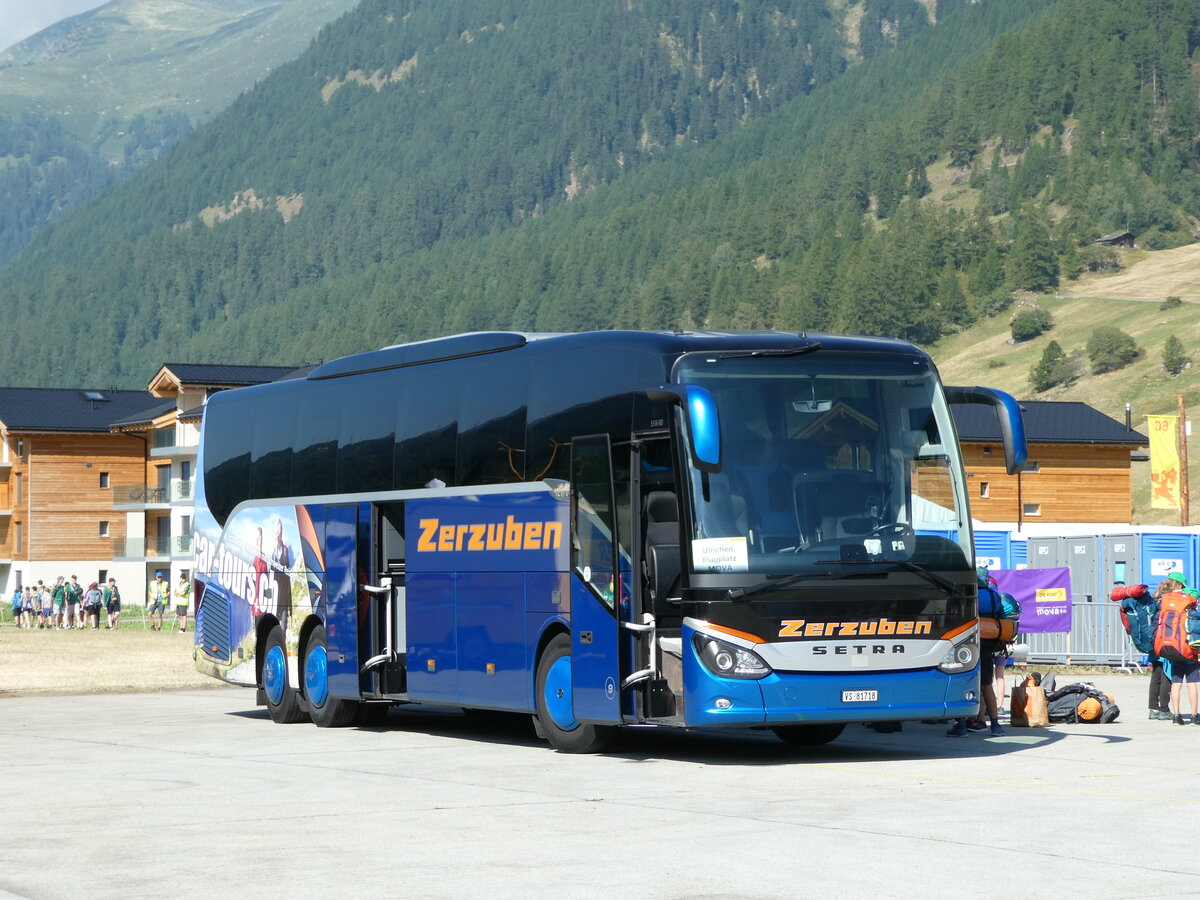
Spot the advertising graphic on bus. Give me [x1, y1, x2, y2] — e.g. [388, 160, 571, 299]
[192, 330, 1026, 750]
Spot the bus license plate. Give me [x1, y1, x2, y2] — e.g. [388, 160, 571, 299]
[841, 690, 878, 703]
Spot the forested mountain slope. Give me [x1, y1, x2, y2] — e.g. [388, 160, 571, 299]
[0, 0, 1054, 385]
[0, 0, 360, 262]
[4, 0, 1198, 393]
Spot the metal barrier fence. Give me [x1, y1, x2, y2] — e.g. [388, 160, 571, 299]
[1019, 600, 1137, 667]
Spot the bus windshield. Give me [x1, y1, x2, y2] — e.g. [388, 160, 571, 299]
[675, 350, 971, 579]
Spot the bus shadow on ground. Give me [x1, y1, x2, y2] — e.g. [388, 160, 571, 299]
[601, 721, 1131, 767]
[227, 705, 1129, 762]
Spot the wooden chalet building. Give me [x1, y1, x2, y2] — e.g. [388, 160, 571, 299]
[0, 388, 162, 594]
[951, 400, 1148, 525]
[1094, 231, 1135, 248]
[108, 363, 305, 599]
[0, 364, 302, 602]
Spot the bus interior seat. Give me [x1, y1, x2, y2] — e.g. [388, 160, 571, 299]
[643, 491, 682, 617]
[829, 474, 882, 538]
[785, 439, 826, 546]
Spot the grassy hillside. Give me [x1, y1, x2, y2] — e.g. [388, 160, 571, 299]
[931, 245, 1200, 525]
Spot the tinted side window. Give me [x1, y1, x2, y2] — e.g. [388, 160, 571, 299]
[338, 373, 397, 493]
[394, 365, 458, 489]
[250, 387, 296, 501]
[293, 383, 338, 497]
[457, 357, 528, 485]
[202, 393, 256, 524]
[527, 348, 635, 481]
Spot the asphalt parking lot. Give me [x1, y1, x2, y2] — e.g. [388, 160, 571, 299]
[1, 674, 1195, 899]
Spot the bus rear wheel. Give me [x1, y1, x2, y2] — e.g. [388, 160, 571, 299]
[262, 624, 307, 724]
[303, 625, 359, 728]
[771, 723, 845, 746]
[534, 634, 614, 754]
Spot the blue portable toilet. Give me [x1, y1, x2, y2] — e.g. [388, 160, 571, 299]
[974, 530, 1011, 570]
[1009, 537, 1028, 568]
[1140, 530, 1196, 588]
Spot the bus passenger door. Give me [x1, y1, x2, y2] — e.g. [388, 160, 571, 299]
[570, 435, 623, 724]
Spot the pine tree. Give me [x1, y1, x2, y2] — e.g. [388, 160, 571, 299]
[1029, 340, 1075, 392]
[1006, 208, 1060, 291]
[1163, 335, 1188, 375]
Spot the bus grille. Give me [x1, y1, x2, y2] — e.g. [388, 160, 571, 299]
[196, 588, 233, 663]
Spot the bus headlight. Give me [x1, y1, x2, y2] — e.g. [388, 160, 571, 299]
[938, 635, 979, 674]
[694, 635, 771, 680]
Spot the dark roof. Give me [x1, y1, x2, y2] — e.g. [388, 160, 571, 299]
[158, 363, 307, 387]
[1096, 231, 1134, 243]
[108, 399, 177, 429]
[0, 388, 162, 432]
[952, 401, 1147, 446]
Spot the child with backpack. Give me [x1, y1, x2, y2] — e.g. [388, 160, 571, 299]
[1152, 573, 1198, 726]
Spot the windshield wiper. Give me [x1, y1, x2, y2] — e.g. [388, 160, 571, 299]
[727, 570, 843, 600]
[814, 558, 963, 595]
[717, 341, 822, 360]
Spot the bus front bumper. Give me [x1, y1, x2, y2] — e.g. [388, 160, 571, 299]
[682, 663, 980, 728]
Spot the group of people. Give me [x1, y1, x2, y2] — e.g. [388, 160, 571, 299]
[9, 575, 122, 630]
[147, 571, 191, 632]
[1113, 571, 1200, 725]
[6, 571, 192, 632]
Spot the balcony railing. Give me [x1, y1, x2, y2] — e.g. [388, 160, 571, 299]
[151, 429, 177, 450]
[118, 536, 172, 558]
[114, 486, 169, 505]
[113, 480, 193, 506]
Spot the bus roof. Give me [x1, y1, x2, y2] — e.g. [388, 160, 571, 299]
[305, 330, 927, 381]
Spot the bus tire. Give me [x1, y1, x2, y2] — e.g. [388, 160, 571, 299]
[771, 723, 845, 746]
[262, 624, 306, 724]
[534, 633, 615, 753]
[303, 625, 358, 728]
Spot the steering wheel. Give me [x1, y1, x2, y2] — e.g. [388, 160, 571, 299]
[865, 522, 915, 556]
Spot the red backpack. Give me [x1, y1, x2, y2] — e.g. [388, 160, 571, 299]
[1154, 590, 1197, 663]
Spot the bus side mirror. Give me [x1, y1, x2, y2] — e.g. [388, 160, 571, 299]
[945, 385, 1028, 476]
[646, 385, 722, 474]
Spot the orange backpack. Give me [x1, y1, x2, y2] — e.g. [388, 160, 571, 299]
[1154, 591, 1197, 663]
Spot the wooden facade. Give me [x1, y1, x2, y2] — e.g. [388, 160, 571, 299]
[1, 433, 144, 563]
[963, 442, 1134, 524]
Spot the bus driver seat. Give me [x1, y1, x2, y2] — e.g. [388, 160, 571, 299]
[643, 491, 682, 618]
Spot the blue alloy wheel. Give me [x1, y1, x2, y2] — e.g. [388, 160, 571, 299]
[263, 643, 287, 706]
[544, 655, 580, 732]
[305, 643, 329, 709]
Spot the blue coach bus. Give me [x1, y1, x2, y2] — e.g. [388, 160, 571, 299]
[192, 330, 1026, 751]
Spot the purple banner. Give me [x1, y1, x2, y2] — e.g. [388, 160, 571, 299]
[989, 567, 1072, 634]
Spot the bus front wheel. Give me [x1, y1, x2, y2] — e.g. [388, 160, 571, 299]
[303, 625, 359, 728]
[262, 624, 307, 724]
[534, 634, 614, 754]
[771, 723, 845, 746]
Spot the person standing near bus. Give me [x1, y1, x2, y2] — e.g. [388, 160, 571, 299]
[51, 576, 67, 629]
[105, 578, 122, 630]
[147, 572, 169, 631]
[174, 573, 191, 633]
[39, 581, 52, 629]
[67, 575, 84, 630]
[82, 582, 103, 629]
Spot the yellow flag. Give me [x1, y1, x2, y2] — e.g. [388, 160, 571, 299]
[1148, 415, 1180, 509]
